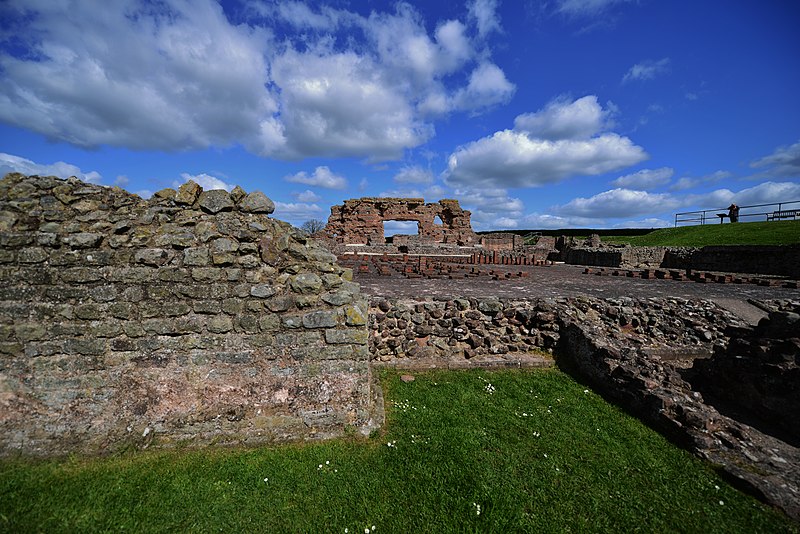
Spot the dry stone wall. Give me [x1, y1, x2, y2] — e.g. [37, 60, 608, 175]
[0, 173, 378, 456]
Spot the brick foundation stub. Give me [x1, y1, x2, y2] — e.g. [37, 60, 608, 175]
[324, 197, 478, 246]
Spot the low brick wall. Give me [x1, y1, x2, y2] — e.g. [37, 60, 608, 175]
[0, 173, 379, 456]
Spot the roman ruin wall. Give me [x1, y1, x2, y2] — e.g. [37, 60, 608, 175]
[0, 173, 379, 456]
[1, 174, 797, 518]
[324, 197, 478, 248]
[563, 243, 800, 278]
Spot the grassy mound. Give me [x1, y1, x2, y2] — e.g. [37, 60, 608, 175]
[1, 369, 795, 532]
[603, 220, 800, 246]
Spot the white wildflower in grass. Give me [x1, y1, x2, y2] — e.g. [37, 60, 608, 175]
[263, 477, 268, 483]
[387, 440, 397, 448]
[532, 431, 540, 438]
[410, 434, 429, 445]
[583, 389, 589, 394]
[714, 485, 720, 490]
[472, 502, 481, 516]
[719, 500, 724, 506]
[484, 383, 496, 394]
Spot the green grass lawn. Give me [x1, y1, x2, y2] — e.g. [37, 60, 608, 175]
[1, 369, 796, 533]
[602, 220, 800, 246]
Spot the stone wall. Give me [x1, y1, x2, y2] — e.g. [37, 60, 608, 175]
[564, 244, 800, 277]
[0, 173, 379, 456]
[369, 296, 732, 366]
[690, 304, 800, 443]
[325, 197, 477, 246]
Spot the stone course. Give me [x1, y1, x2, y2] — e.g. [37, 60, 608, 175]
[0, 173, 379, 456]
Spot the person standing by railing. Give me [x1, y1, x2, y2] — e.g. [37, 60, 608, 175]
[728, 203, 740, 222]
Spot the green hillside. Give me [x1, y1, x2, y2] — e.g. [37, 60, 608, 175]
[602, 220, 800, 247]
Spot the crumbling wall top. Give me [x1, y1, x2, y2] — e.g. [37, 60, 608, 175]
[325, 197, 477, 246]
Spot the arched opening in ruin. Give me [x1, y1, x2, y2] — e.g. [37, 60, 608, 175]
[383, 220, 419, 244]
[433, 215, 444, 226]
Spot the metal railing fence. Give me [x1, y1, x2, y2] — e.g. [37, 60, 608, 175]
[674, 200, 800, 226]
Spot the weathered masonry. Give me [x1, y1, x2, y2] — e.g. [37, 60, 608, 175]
[0, 173, 379, 456]
[324, 197, 478, 246]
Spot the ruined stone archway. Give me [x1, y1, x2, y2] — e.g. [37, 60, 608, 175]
[324, 197, 477, 246]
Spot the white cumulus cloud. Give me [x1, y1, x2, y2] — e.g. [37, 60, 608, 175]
[292, 190, 322, 203]
[453, 62, 516, 112]
[285, 166, 347, 189]
[750, 140, 800, 177]
[0, 0, 515, 162]
[468, 0, 502, 37]
[521, 213, 596, 229]
[175, 173, 234, 192]
[0, 152, 102, 183]
[556, 188, 681, 219]
[720, 181, 800, 207]
[611, 167, 673, 189]
[394, 166, 434, 184]
[514, 95, 611, 140]
[272, 201, 325, 224]
[0, 1, 273, 151]
[670, 170, 731, 191]
[445, 96, 647, 189]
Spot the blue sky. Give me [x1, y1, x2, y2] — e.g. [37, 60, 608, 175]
[1, 0, 799, 232]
